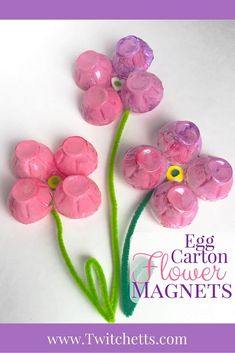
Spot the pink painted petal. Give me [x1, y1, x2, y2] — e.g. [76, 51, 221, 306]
[81, 86, 123, 126]
[186, 155, 233, 201]
[75, 50, 113, 90]
[157, 121, 201, 165]
[8, 178, 52, 224]
[150, 181, 198, 228]
[12, 140, 56, 181]
[54, 136, 98, 177]
[121, 71, 163, 113]
[54, 175, 101, 218]
[122, 145, 167, 190]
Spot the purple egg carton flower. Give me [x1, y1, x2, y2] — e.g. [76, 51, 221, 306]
[122, 121, 233, 228]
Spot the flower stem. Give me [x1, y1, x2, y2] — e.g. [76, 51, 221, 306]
[108, 109, 130, 311]
[121, 190, 153, 317]
[51, 209, 115, 323]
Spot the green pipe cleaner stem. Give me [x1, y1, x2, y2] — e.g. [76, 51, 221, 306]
[51, 209, 114, 323]
[121, 190, 154, 317]
[108, 109, 130, 311]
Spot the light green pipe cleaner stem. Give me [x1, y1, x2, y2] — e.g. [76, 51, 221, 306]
[108, 109, 130, 311]
[51, 209, 114, 323]
[121, 190, 154, 317]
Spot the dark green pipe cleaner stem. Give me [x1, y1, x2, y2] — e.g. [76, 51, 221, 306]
[121, 190, 154, 317]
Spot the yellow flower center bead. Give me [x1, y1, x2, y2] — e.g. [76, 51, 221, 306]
[166, 165, 184, 182]
[48, 175, 61, 190]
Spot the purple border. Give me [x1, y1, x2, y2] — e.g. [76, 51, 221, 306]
[0, 324, 234, 352]
[0, 0, 234, 19]
[0, 2, 234, 353]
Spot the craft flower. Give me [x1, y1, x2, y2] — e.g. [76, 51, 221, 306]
[72, 35, 164, 321]
[121, 120, 233, 318]
[9, 137, 101, 223]
[74, 35, 163, 126]
[122, 120, 233, 228]
[8, 137, 119, 323]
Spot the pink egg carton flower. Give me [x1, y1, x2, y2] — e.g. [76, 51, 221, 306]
[9, 137, 101, 224]
[122, 121, 233, 228]
[74, 35, 163, 125]
[73, 35, 164, 322]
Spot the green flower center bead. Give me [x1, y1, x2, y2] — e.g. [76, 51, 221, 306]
[111, 77, 123, 91]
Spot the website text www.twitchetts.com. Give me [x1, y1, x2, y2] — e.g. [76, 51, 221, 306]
[47, 331, 187, 347]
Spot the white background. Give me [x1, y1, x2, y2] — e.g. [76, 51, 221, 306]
[0, 20, 235, 323]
